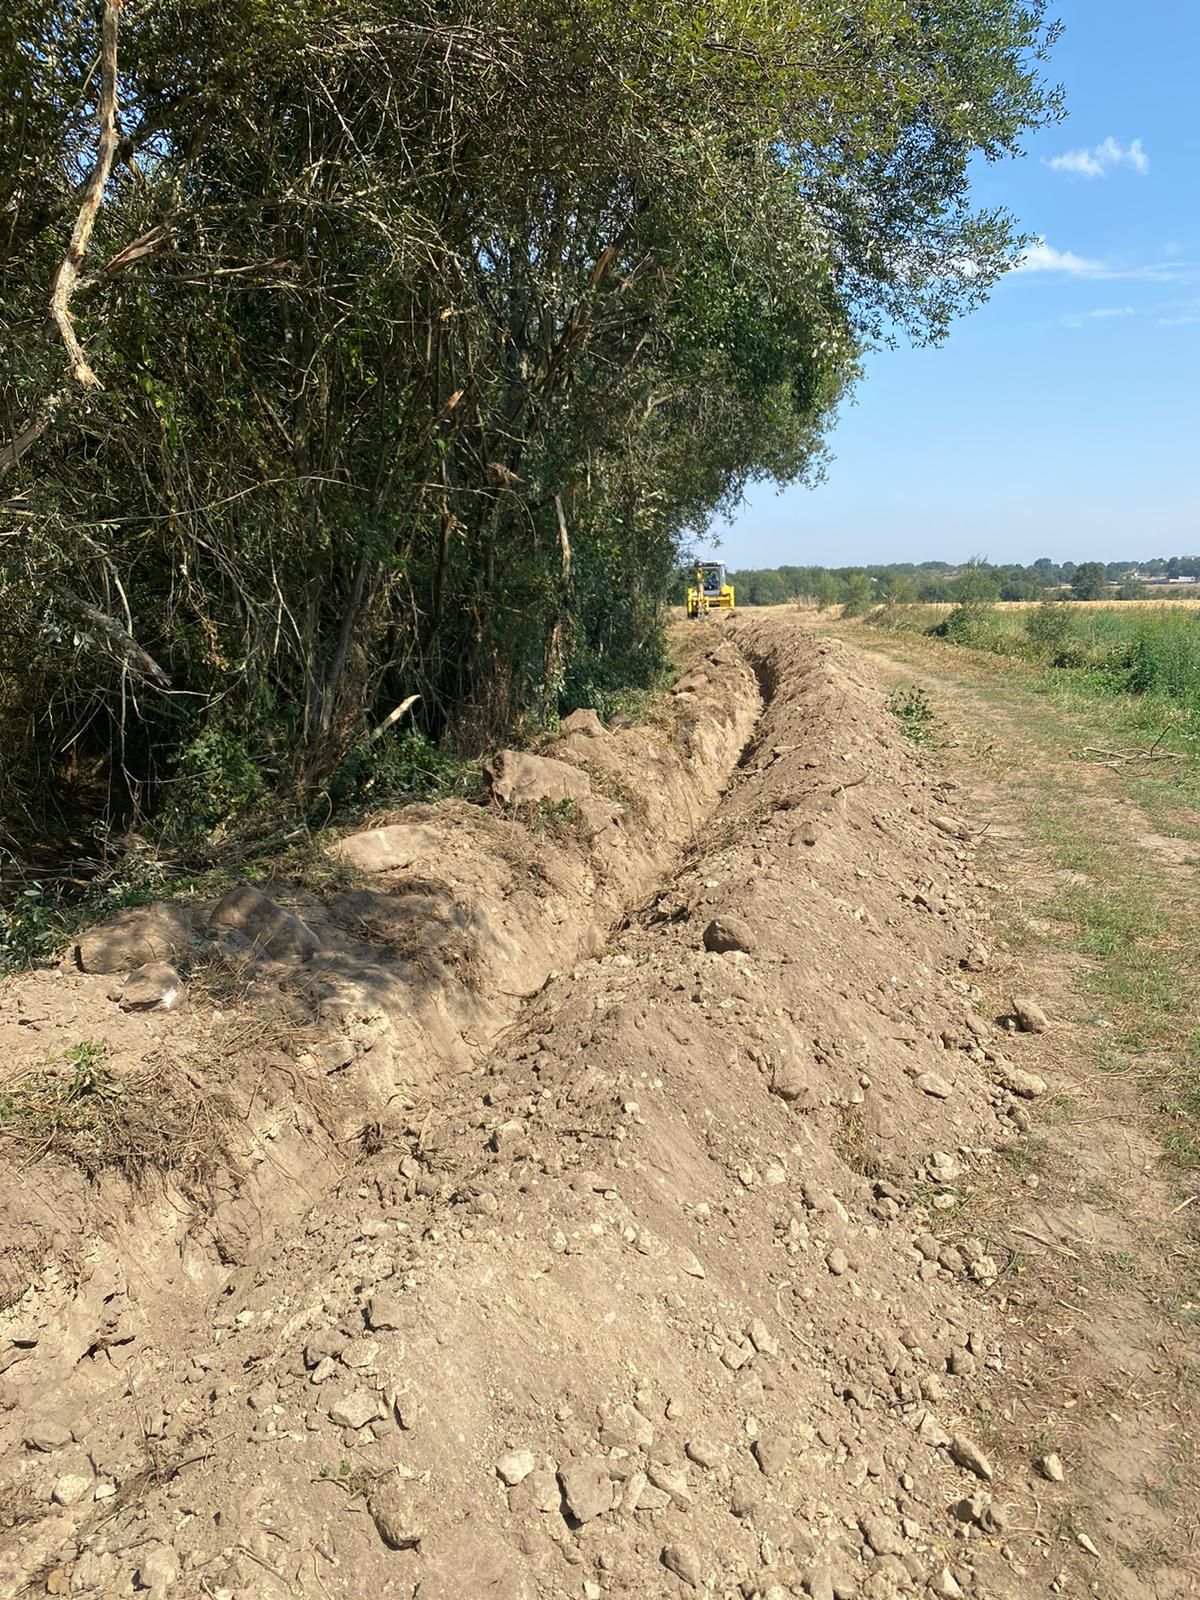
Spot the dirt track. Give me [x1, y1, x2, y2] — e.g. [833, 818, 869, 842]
[1, 618, 1195, 1599]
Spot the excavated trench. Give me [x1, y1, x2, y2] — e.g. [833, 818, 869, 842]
[0, 633, 767, 1591]
[0, 622, 1097, 1600]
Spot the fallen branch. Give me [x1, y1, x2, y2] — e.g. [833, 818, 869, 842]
[1080, 746, 1185, 768]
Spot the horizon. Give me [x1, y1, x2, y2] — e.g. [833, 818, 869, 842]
[713, 0, 1200, 571]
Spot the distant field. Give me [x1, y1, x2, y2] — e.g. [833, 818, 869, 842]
[899, 597, 1200, 612]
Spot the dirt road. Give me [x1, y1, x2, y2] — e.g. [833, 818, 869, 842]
[0, 617, 1195, 1599]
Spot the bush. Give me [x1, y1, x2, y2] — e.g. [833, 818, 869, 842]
[1024, 600, 1072, 656]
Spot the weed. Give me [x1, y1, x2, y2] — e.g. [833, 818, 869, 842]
[521, 796, 583, 839]
[886, 684, 935, 746]
[0, 1041, 231, 1186]
[832, 1106, 877, 1176]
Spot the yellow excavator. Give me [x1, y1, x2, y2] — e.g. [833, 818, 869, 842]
[686, 561, 736, 619]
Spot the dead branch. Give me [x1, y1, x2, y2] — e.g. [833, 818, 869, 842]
[48, 0, 123, 390]
[54, 585, 171, 687]
[0, 394, 65, 480]
[1080, 746, 1186, 768]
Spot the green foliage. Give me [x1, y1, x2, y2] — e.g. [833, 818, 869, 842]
[839, 572, 876, 618]
[1024, 599, 1072, 655]
[2, 0, 1063, 868]
[886, 684, 935, 746]
[326, 730, 482, 813]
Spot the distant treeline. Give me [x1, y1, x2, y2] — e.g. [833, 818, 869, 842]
[714, 556, 1200, 609]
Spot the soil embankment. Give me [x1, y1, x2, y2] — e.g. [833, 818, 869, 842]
[1, 619, 1189, 1598]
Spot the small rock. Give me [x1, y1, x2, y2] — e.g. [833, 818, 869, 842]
[560, 708, 607, 738]
[995, 1062, 1047, 1099]
[949, 1433, 993, 1482]
[485, 748, 592, 807]
[1038, 1452, 1065, 1482]
[1011, 995, 1049, 1034]
[51, 1473, 93, 1506]
[962, 943, 989, 972]
[208, 884, 320, 960]
[915, 1072, 953, 1099]
[368, 1477, 426, 1549]
[931, 1566, 964, 1598]
[366, 1292, 404, 1332]
[770, 1055, 814, 1105]
[685, 1439, 722, 1469]
[137, 1546, 180, 1590]
[327, 1390, 386, 1430]
[524, 1469, 562, 1512]
[24, 1421, 72, 1452]
[662, 1544, 703, 1589]
[702, 915, 755, 955]
[118, 960, 186, 1012]
[496, 1449, 536, 1486]
[826, 1248, 849, 1276]
[646, 1463, 692, 1508]
[74, 903, 194, 973]
[859, 1514, 900, 1556]
[560, 1458, 615, 1523]
[747, 1318, 778, 1356]
[753, 1433, 791, 1478]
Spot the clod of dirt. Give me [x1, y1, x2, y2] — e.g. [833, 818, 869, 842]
[661, 1544, 703, 1589]
[136, 1545, 179, 1590]
[559, 1457, 615, 1522]
[368, 1475, 427, 1549]
[73, 902, 196, 973]
[993, 1059, 1048, 1098]
[701, 913, 755, 953]
[496, 1449, 536, 1486]
[114, 960, 186, 1012]
[208, 884, 321, 959]
[1011, 993, 1050, 1033]
[484, 748, 592, 806]
[560, 708, 607, 738]
[23, 1421, 71, 1453]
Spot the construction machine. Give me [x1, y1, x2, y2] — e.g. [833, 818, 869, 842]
[686, 561, 735, 619]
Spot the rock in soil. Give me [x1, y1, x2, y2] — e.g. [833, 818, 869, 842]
[702, 914, 756, 954]
[208, 884, 321, 960]
[1011, 993, 1050, 1033]
[116, 960, 186, 1012]
[559, 1458, 615, 1523]
[485, 748, 592, 806]
[73, 903, 195, 973]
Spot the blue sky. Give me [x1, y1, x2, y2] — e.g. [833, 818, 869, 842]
[713, 1, 1200, 569]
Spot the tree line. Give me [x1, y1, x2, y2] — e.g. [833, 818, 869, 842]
[1, 1, 1060, 855]
[721, 556, 1200, 610]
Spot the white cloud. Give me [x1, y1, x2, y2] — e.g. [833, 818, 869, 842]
[1015, 239, 1194, 284]
[1015, 239, 1105, 276]
[1047, 137, 1149, 179]
[1062, 305, 1136, 329]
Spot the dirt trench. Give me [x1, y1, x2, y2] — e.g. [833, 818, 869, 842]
[0, 621, 1180, 1599]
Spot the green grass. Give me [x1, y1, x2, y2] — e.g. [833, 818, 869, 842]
[872, 602, 1200, 748]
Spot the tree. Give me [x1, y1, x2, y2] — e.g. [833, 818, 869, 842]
[0, 0, 1065, 847]
[840, 572, 876, 618]
[1071, 562, 1108, 601]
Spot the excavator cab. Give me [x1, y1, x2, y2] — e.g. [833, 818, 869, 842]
[686, 561, 736, 618]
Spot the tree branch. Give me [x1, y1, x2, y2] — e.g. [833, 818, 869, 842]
[48, 0, 123, 391]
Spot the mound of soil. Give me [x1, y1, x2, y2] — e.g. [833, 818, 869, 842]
[0, 623, 1107, 1598]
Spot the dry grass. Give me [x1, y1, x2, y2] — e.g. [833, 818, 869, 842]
[0, 1039, 234, 1189]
